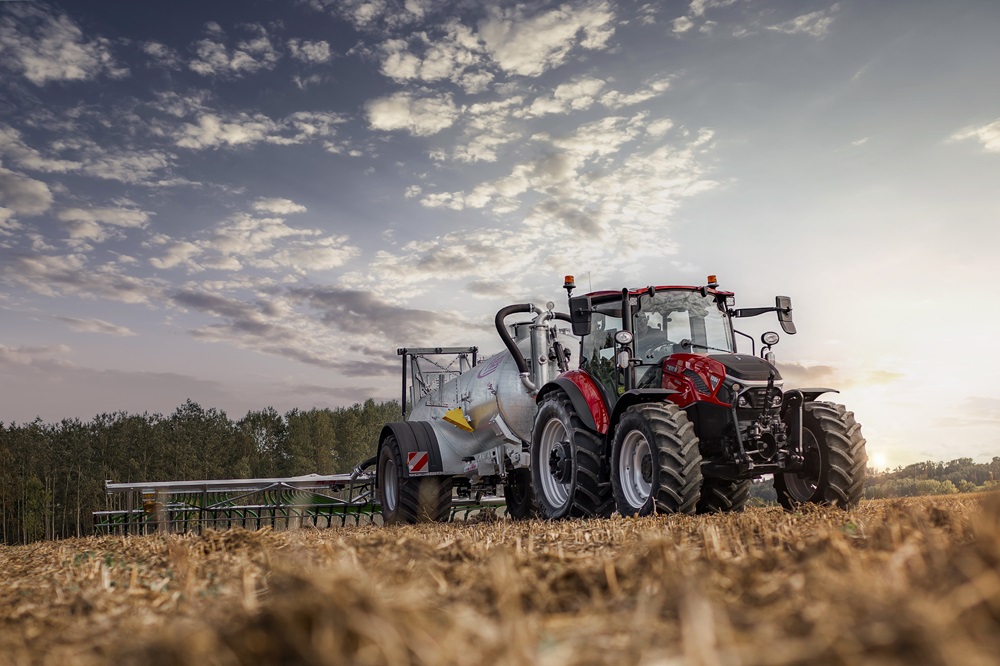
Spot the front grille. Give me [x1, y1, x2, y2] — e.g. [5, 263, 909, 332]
[683, 369, 710, 394]
[738, 387, 782, 409]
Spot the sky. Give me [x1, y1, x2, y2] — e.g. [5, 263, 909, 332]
[1, 0, 999, 469]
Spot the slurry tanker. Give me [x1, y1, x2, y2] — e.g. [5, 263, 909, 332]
[376, 275, 868, 523]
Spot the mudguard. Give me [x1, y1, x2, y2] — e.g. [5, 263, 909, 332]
[797, 387, 839, 402]
[378, 421, 444, 479]
[537, 372, 611, 434]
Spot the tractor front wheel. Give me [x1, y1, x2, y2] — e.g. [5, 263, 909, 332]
[377, 436, 453, 524]
[530, 392, 612, 519]
[774, 401, 867, 510]
[611, 402, 702, 516]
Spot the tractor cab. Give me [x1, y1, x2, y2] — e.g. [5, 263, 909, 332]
[568, 280, 737, 404]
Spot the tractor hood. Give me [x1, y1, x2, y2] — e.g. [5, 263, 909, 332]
[708, 354, 781, 383]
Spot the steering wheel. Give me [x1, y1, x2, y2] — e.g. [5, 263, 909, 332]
[645, 342, 680, 359]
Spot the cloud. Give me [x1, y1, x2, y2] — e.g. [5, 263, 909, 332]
[0, 343, 235, 423]
[57, 206, 150, 228]
[478, 1, 616, 77]
[521, 77, 606, 118]
[766, 4, 840, 38]
[0, 167, 53, 216]
[54, 316, 135, 337]
[204, 210, 359, 273]
[601, 78, 672, 109]
[379, 20, 493, 93]
[0, 5, 129, 85]
[188, 23, 280, 77]
[149, 239, 203, 270]
[141, 41, 182, 69]
[371, 114, 717, 294]
[777, 361, 903, 389]
[304, 0, 433, 31]
[672, 16, 695, 33]
[174, 110, 346, 150]
[2, 253, 162, 304]
[952, 118, 1000, 153]
[365, 91, 458, 136]
[252, 198, 307, 215]
[0, 124, 181, 186]
[0, 125, 80, 172]
[287, 38, 332, 63]
[57, 206, 150, 244]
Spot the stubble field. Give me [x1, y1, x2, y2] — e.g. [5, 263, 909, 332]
[1, 493, 998, 666]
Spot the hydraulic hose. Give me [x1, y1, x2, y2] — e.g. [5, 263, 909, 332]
[494, 303, 540, 390]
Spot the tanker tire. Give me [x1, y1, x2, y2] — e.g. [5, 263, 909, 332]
[774, 401, 867, 510]
[378, 436, 453, 525]
[530, 392, 613, 520]
[611, 402, 702, 516]
[696, 477, 750, 513]
[503, 468, 537, 520]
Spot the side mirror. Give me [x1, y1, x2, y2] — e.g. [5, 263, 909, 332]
[568, 295, 592, 337]
[775, 296, 796, 335]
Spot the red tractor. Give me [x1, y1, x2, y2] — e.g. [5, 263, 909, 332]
[526, 275, 867, 518]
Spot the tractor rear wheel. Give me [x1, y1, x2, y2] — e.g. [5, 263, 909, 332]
[774, 401, 867, 510]
[503, 468, 537, 520]
[378, 436, 453, 524]
[697, 477, 751, 513]
[530, 392, 613, 519]
[611, 402, 702, 516]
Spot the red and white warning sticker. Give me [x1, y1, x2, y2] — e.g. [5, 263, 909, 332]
[407, 451, 429, 473]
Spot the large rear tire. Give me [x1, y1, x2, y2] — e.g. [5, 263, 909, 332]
[530, 392, 613, 519]
[696, 477, 751, 513]
[611, 402, 702, 516]
[378, 436, 453, 524]
[774, 401, 867, 510]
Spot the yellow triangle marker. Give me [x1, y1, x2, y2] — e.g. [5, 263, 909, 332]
[443, 407, 474, 432]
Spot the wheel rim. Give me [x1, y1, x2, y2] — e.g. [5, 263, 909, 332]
[538, 416, 571, 509]
[381, 455, 398, 511]
[619, 429, 653, 509]
[784, 429, 820, 501]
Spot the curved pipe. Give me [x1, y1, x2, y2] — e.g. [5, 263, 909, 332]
[495, 303, 540, 391]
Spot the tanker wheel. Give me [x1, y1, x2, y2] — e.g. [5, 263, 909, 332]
[530, 392, 612, 519]
[696, 477, 751, 513]
[377, 436, 453, 524]
[611, 402, 702, 516]
[503, 468, 537, 520]
[774, 401, 867, 510]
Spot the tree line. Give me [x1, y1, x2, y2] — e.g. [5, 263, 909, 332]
[0, 399, 401, 545]
[745, 457, 1000, 506]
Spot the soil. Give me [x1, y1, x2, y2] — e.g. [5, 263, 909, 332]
[1, 493, 998, 666]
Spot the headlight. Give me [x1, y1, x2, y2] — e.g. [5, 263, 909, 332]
[771, 395, 782, 407]
[614, 330, 633, 345]
[738, 395, 749, 407]
[761, 331, 780, 346]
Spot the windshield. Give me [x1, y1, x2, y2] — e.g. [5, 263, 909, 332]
[634, 290, 734, 361]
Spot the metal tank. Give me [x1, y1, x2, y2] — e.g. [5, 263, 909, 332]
[407, 304, 576, 477]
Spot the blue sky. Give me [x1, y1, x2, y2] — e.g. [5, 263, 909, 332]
[1, 0, 998, 469]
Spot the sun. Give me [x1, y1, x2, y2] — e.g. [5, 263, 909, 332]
[870, 451, 888, 471]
